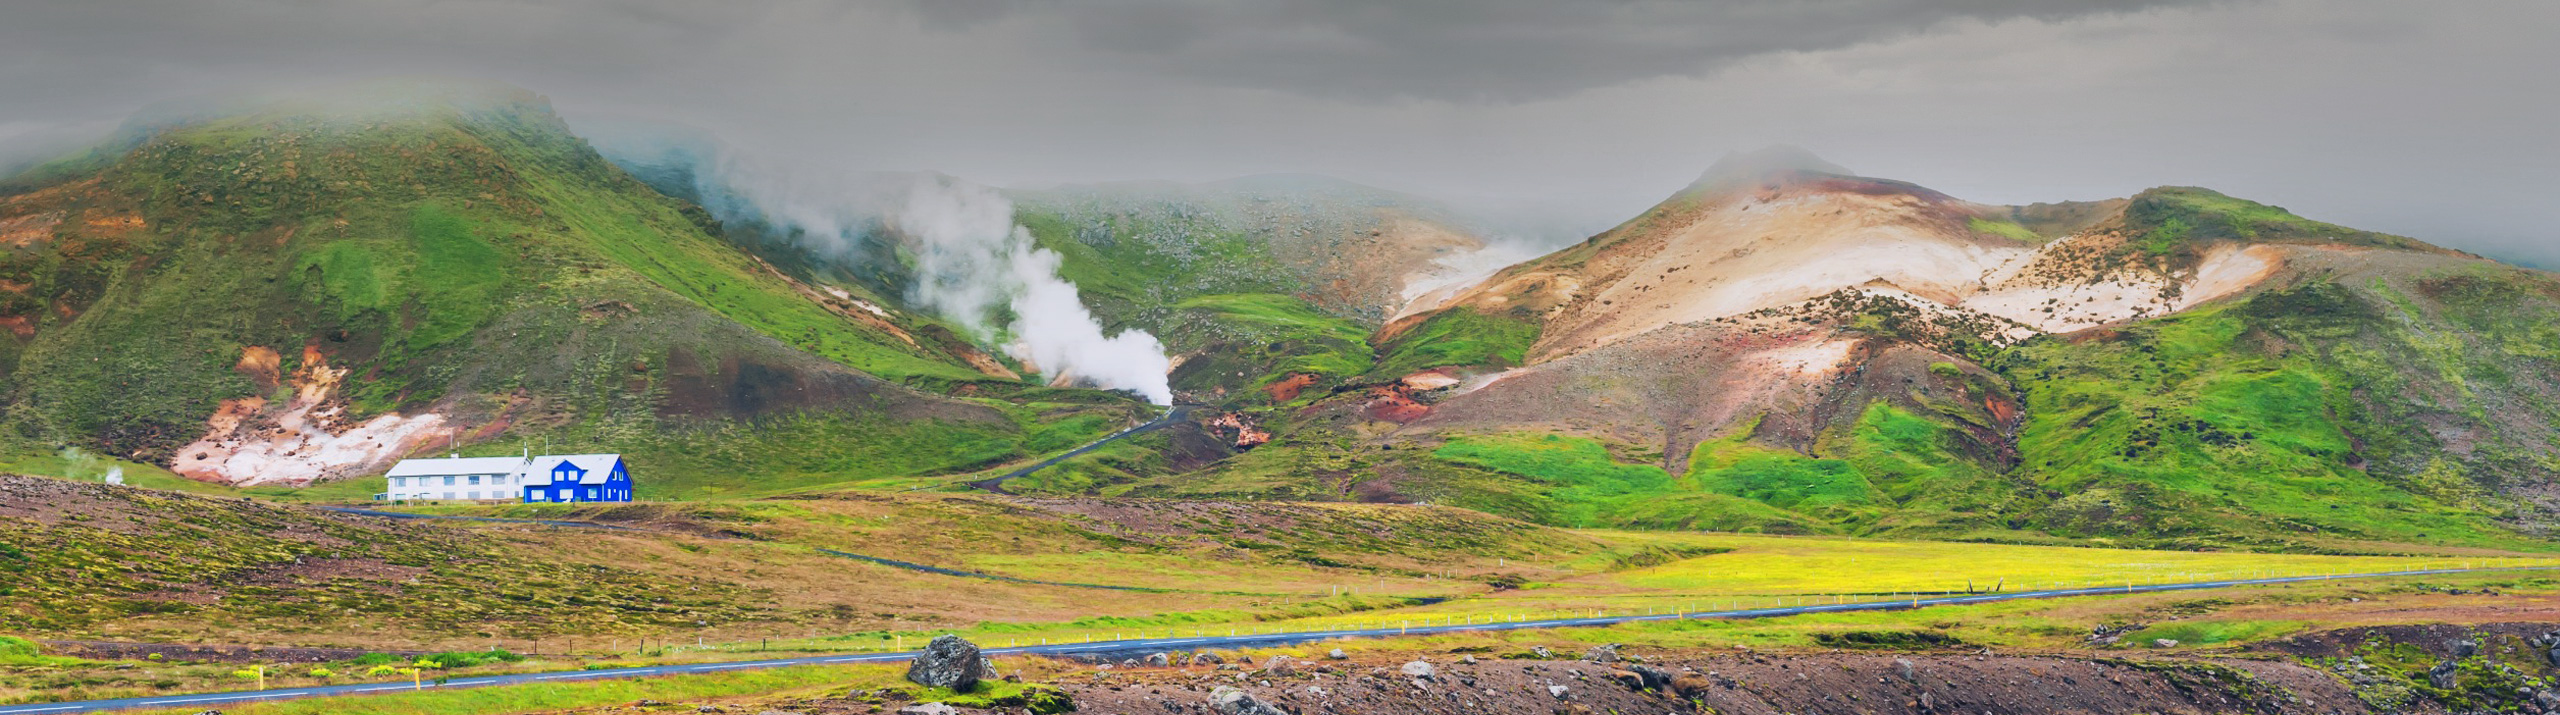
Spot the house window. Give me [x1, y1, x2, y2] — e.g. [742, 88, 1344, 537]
[529, 492, 545, 502]
[443, 476, 456, 486]
[493, 475, 507, 485]
[586, 488, 598, 500]
[468, 491, 480, 500]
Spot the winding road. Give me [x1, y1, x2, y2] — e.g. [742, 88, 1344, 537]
[4, 566, 2541, 714]
[966, 406, 1185, 494]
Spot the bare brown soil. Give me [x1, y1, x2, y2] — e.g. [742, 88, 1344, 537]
[711, 646, 2389, 715]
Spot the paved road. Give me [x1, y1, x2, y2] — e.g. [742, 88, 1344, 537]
[967, 407, 1184, 494]
[6, 566, 2539, 714]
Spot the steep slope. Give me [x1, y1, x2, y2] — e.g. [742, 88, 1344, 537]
[0, 82, 1126, 492]
[1128, 151, 2560, 552]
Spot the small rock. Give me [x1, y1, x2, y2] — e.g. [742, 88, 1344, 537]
[2153, 639, 2179, 648]
[1457, 655, 1478, 665]
[1327, 648, 1348, 660]
[1583, 644, 1621, 663]
[1195, 651, 1226, 665]
[1145, 653, 1170, 667]
[696, 707, 723, 714]
[905, 635, 985, 692]
[2429, 660, 2460, 689]
[1548, 684, 1571, 699]
[2450, 639, 2479, 659]
[1895, 658, 1916, 681]
[1530, 645, 1555, 659]
[1630, 665, 1672, 691]
[1209, 685, 1288, 715]
[638, 702, 669, 708]
[1264, 655, 1298, 676]
[895, 704, 958, 715]
[1608, 669, 1645, 690]
[1401, 660, 1436, 679]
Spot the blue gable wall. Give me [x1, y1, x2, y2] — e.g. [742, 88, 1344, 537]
[520, 456, 633, 503]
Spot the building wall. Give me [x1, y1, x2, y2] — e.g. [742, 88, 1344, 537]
[386, 473, 527, 501]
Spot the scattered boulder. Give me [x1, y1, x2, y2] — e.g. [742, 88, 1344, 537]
[1670, 674, 1715, 698]
[1401, 660, 1436, 679]
[1194, 651, 1226, 666]
[2152, 639, 2179, 648]
[2533, 632, 2560, 667]
[1264, 655, 1298, 677]
[2449, 638, 2479, 659]
[1327, 648, 1348, 660]
[905, 635, 985, 692]
[1547, 684, 1571, 699]
[1584, 644, 1621, 663]
[1607, 670, 1645, 690]
[1209, 685, 1288, 715]
[2428, 660, 2460, 690]
[1145, 653, 1170, 668]
[1457, 655, 1478, 665]
[1530, 645, 1555, 659]
[1630, 665, 1673, 691]
[697, 707, 724, 714]
[1894, 658, 1916, 682]
[896, 704, 959, 715]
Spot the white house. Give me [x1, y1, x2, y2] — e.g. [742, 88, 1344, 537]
[382, 455, 530, 502]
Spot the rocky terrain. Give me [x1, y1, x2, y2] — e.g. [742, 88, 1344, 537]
[608, 623, 2560, 715]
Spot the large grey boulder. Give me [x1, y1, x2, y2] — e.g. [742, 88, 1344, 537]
[1209, 685, 1289, 715]
[896, 704, 959, 715]
[2427, 660, 2459, 690]
[1400, 660, 1435, 679]
[905, 635, 984, 692]
[1583, 643, 1621, 663]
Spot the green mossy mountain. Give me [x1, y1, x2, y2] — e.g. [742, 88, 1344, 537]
[5, 83, 2555, 555]
[1093, 180, 2560, 554]
[0, 82, 1133, 494]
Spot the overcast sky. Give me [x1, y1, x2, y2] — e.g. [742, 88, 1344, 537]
[4, 0, 2555, 263]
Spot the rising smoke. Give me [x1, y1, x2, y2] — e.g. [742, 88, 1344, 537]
[587, 127, 1174, 405]
[895, 177, 1174, 405]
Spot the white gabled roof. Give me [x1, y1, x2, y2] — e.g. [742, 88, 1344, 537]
[386, 456, 531, 478]
[523, 454, 624, 486]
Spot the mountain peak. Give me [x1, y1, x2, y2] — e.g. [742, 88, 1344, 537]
[1686, 145, 1854, 193]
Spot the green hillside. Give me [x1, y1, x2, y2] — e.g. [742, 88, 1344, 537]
[0, 83, 1130, 494]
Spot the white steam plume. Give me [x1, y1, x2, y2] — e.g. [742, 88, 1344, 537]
[898, 177, 1173, 405]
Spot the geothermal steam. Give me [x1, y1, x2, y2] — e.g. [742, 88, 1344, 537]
[583, 133, 1171, 403]
[898, 177, 1173, 405]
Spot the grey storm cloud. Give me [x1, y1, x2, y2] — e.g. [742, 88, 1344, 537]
[1, 0, 2557, 266]
[910, 0, 2212, 101]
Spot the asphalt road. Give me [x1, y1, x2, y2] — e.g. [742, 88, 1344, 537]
[966, 406, 1184, 494]
[5, 566, 2538, 714]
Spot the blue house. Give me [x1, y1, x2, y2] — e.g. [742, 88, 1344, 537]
[520, 453, 634, 503]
